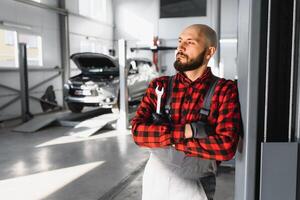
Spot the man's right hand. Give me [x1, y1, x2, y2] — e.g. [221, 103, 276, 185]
[190, 121, 207, 139]
[151, 113, 170, 124]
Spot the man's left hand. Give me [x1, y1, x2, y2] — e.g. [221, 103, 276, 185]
[184, 124, 193, 138]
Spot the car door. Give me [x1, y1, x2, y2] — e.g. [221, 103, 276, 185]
[134, 60, 156, 97]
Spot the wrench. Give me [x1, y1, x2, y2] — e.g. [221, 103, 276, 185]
[155, 86, 164, 114]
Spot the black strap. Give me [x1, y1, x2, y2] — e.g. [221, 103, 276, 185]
[164, 75, 174, 115]
[200, 76, 219, 117]
[164, 75, 219, 118]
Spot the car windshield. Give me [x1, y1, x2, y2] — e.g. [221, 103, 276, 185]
[77, 57, 119, 76]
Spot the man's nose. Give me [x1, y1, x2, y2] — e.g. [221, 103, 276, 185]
[177, 42, 186, 51]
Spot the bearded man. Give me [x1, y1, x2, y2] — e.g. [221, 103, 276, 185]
[131, 24, 241, 200]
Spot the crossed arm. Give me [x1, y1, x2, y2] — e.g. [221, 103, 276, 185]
[131, 79, 241, 161]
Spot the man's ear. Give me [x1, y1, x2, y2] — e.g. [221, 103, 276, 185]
[205, 47, 216, 60]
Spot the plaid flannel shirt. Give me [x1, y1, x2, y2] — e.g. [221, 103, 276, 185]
[131, 67, 241, 161]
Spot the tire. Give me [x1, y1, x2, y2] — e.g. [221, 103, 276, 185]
[67, 102, 84, 113]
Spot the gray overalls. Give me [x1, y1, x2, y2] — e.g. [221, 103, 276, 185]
[142, 76, 219, 200]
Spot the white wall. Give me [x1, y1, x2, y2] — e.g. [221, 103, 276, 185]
[66, 0, 114, 76]
[220, 0, 238, 80]
[0, 0, 62, 120]
[113, 0, 238, 79]
[113, 0, 159, 65]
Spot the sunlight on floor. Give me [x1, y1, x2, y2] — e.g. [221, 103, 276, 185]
[35, 130, 131, 148]
[0, 161, 105, 200]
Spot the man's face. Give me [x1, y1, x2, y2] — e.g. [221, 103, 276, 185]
[174, 28, 207, 72]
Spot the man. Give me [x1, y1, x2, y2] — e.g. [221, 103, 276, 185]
[131, 24, 241, 200]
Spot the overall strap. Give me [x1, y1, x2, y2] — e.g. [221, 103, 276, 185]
[164, 75, 219, 117]
[200, 76, 220, 117]
[164, 75, 174, 115]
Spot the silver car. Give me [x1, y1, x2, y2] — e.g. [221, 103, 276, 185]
[64, 52, 159, 113]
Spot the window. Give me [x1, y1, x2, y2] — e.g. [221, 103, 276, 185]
[160, 0, 207, 18]
[19, 34, 43, 66]
[4, 31, 15, 46]
[79, 0, 107, 21]
[0, 29, 17, 67]
[0, 28, 43, 67]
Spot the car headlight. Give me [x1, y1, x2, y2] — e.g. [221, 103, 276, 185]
[63, 83, 70, 90]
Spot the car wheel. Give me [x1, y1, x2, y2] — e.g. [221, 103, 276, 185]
[67, 102, 84, 113]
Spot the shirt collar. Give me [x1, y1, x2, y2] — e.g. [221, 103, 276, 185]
[176, 67, 213, 86]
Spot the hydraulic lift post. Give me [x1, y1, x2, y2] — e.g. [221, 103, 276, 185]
[18, 43, 32, 122]
[117, 39, 129, 130]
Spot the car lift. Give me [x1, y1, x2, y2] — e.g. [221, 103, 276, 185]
[13, 40, 134, 137]
[0, 44, 62, 121]
[130, 36, 176, 72]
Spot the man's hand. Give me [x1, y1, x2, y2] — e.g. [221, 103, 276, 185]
[151, 113, 170, 124]
[190, 121, 207, 139]
[184, 124, 193, 138]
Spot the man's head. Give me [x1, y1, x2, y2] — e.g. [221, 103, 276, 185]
[174, 24, 217, 73]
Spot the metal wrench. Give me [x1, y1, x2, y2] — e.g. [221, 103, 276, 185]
[155, 86, 164, 114]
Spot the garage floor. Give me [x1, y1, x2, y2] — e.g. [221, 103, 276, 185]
[0, 118, 234, 200]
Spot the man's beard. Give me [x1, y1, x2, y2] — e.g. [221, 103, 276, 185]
[173, 50, 206, 72]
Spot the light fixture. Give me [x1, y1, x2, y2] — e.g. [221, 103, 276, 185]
[220, 38, 238, 44]
[0, 21, 32, 30]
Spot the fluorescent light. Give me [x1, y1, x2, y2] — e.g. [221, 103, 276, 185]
[220, 38, 237, 44]
[0, 21, 32, 30]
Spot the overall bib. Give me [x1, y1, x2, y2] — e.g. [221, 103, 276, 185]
[142, 76, 219, 200]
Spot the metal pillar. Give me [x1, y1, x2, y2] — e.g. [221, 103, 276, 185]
[59, 0, 70, 109]
[216, 0, 221, 69]
[18, 43, 32, 122]
[117, 39, 129, 130]
[235, 0, 262, 199]
[259, 0, 299, 199]
[236, 0, 300, 199]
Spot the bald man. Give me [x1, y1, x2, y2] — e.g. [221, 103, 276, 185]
[131, 24, 241, 200]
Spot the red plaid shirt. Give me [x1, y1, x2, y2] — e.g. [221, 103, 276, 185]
[131, 67, 241, 161]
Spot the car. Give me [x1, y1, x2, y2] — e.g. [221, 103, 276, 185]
[63, 52, 159, 113]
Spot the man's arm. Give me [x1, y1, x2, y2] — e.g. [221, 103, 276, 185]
[177, 81, 241, 161]
[131, 78, 186, 148]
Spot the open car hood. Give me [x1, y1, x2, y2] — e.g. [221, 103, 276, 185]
[70, 52, 119, 74]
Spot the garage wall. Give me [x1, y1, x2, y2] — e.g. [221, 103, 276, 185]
[113, 0, 159, 67]
[0, 0, 115, 121]
[0, 0, 62, 121]
[113, 0, 238, 79]
[66, 0, 114, 76]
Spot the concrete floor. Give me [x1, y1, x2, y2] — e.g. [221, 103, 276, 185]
[113, 164, 235, 200]
[0, 116, 234, 200]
